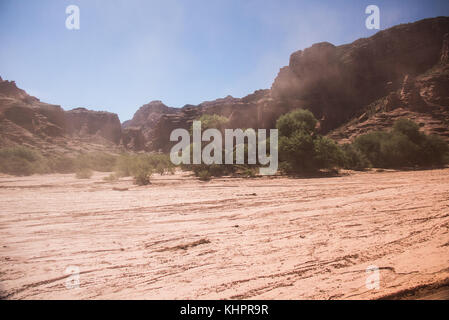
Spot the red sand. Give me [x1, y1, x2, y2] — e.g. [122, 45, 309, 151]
[1, 169, 448, 299]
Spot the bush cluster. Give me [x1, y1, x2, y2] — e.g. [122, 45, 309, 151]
[114, 153, 174, 184]
[277, 109, 344, 174]
[75, 168, 93, 179]
[276, 109, 448, 173]
[1, 114, 446, 180]
[0, 148, 175, 185]
[0, 146, 50, 176]
[353, 119, 448, 168]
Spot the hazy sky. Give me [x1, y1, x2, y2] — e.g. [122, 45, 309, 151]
[1, 0, 449, 121]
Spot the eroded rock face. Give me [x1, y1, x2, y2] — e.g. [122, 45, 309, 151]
[416, 34, 449, 107]
[123, 100, 178, 129]
[121, 127, 145, 151]
[147, 91, 286, 152]
[122, 100, 179, 150]
[440, 33, 449, 64]
[0, 78, 39, 104]
[271, 17, 449, 132]
[135, 17, 449, 151]
[66, 108, 122, 144]
[2, 17, 449, 152]
[0, 78, 124, 151]
[328, 62, 449, 144]
[150, 105, 201, 151]
[0, 78, 67, 148]
[399, 75, 427, 111]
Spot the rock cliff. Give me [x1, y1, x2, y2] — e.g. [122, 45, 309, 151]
[1, 17, 449, 153]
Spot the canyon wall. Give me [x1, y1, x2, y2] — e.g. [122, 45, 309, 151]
[1, 17, 448, 153]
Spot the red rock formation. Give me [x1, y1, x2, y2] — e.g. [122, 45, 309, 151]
[65, 108, 122, 144]
[2, 17, 449, 153]
[399, 75, 427, 111]
[123, 100, 178, 129]
[137, 17, 449, 151]
[0, 77, 123, 151]
[121, 127, 145, 151]
[0, 78, 67, 148]
[122, 100, 178, 150]
[440, 33, 449, 64]
[271, 17, 449, 132]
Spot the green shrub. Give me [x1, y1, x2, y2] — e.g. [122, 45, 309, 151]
[182, 139, 236, 178]
[379, 132, 420, 167]
[0, 156, 35, 176]
[418, 134, 448, 166]
[188, 163, 235, 178]
[197, 170, 211, 181]
[276, 109, 343, 174]
[353, 119, 449, 168]
[443, 152, 449, 165]
[0, 146, 49, 176]
[0, 148, 180, 178]
[133, 165, 153, 185]
[241, 167, 256, 178]
[47, 155, 76, 173]
[144, 154, 175, 175]
[75, 152, 116, 172]
[353, 131, 389, 167]
[0, 146, 40, 162]
[155, 163, 166, 175]
[115, 153, 174, 177]
[341, 144, 371, 170]
[124, 155, 156, 185]
[114, 154, 134, 177]
[313, 136, 345, 169]
[276, 109, 317, 137]
[193, 114, 229, 133]
[75, 168, 93, 179]
[278, 130, 315, 173]
[103, 173, 119, 182]
[392, 119, 423, 144]
[183, 115, 233, 176]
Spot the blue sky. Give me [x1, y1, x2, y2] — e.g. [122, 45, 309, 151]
[1, 0, 449, 122]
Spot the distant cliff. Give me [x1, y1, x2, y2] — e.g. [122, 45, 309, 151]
[133, 17, 449, 151]
[0, 77, 124, 152]
[1, 17, 448, 153]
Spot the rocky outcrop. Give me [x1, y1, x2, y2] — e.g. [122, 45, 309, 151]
[2, 17, 449, 153]
[271, 17, 449, 132]
[328, 60, 449, 144]
[148, 91, 283, 151]
[122, 100, 178, 150]
[123, 100, 178, 129]
[399, 75, 427, 111]
[121, 127, 145, 151]
[0, 77, 124, 151]
[0, 77, 40, 104]
[133, 17, 449, 151]
[440, 33, 449, 64]
[328, 107, 449, 144]
[0, 78, 68, 148]
[65, 108, 122, 144]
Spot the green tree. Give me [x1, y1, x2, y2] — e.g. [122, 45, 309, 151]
[392, 119, 423, 144]
[276, 109, 317, 137]
[276, 109, 344, 174]
[353, 119, 448, 168]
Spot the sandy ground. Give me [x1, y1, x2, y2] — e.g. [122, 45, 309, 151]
[0, 168, 448, 300]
